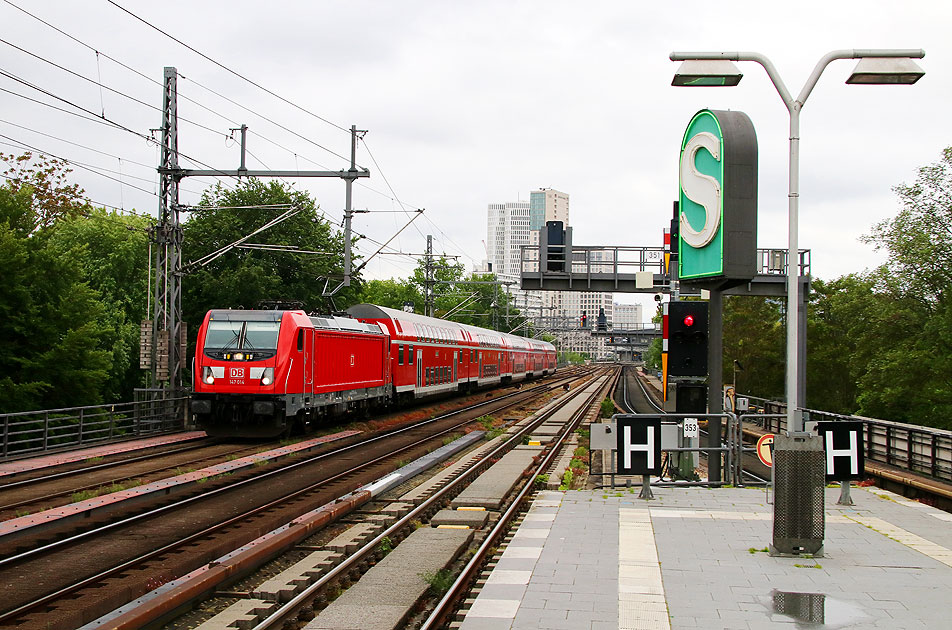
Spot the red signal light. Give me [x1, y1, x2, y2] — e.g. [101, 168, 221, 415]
[683, 315, 695, 327]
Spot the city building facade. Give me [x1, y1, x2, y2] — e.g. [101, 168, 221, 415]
[486, 188, 615, 360]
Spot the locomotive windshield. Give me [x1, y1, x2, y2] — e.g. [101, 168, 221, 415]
[205, 320, 281, 351]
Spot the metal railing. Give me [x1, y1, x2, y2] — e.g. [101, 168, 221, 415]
[520, 244, 811, 278]
[741, 396, 952, 484]
[1, 391, 187, 459]
[597, 412, 744, 488]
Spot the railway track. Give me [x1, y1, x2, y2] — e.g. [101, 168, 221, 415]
[0, 370, 585, 522]
[169, 366, 616, 630]
[0, 368, 593, 630]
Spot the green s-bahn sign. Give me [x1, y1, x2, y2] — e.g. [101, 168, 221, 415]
[678, 109, 758, 289]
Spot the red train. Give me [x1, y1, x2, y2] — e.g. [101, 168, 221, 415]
[190, 304, 557, 437]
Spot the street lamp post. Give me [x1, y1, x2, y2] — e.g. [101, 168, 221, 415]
[670, 49, 924, 432]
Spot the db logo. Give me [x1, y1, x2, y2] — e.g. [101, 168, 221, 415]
[230, 367, 245, 378]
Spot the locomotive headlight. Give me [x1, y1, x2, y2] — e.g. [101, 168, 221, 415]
[260, 368, 274, 386]
[202, 366, 215, 385]
[235, 352, 245, 361]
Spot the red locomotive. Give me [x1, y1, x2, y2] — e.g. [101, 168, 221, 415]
[191, 304, 556, 437]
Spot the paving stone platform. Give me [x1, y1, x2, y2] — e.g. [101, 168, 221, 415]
[457, 485, 952, 629]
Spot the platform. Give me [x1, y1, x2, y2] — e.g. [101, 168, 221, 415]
[0, 431, 207, 478]
[458, 485, 952, 629]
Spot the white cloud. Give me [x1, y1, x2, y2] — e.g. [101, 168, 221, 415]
[1, 0, 948, 296]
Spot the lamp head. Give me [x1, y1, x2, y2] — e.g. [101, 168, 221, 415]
[846, 57, 925, 85]
[672, 60, 743, 87]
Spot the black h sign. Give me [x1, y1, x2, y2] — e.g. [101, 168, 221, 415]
[817, 421, 865, 481]
[616, 416, 662, 475]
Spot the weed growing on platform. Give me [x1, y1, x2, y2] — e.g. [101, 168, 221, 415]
[485, 427, 505, 440]
[477, 415, 496, 430]
[794, 563, 822, 569]
[70, 479, 141, 503]
[748, 547, 768, 554]
[442, 433, 461, 446]
[379, 536, 392, 555]
[559, 469, 574, 490]
[535, 474, 549, 488]
[421, 569, 455, 596]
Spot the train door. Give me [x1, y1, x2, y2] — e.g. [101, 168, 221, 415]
[304, 328, 314, 394]
[478, 351, 482, 379]
[416, 349, 423, 388]
[453, 351, 458, 382]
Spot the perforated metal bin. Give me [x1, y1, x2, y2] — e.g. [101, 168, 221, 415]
[771, 432, 825, 556]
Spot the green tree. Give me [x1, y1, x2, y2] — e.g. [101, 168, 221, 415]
[0, 156, 112, 411]
[356, 278, 422, 313]
[182, 179, 357, 330]
[45, 209, 151, 401]
[854, 147, 952, 428]
[642, 337, 662, 371]
[407, 254, 526, 332]
[721, 295, 785, 400]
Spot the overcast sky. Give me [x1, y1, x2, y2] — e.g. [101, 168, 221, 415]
[3, 1, 949, 319]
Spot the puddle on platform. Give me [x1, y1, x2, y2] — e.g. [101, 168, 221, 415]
[770, 590, 870, 627]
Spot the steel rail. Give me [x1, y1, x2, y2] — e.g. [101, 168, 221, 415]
[0, 369, 588, 625]
[249, 367, 612, 630]
[420, 368, 617, 630]
[0, 438, 215, 492]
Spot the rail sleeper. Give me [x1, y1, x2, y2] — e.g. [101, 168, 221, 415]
[450, 447, 541, 510]
[324, 522, 384, 554]
[399, 436, 505, 503]
[193, 598, 276, 630]
[303, 526, 474, 630]
[251, 550, 341, 603]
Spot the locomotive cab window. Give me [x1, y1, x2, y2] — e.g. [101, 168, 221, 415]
[204, 318, 280, 360]
[297, 329, 304, 352]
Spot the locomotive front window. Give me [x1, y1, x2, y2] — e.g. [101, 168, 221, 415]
[245, 322, 281, 350]
[204, 321, 243, 350]
[205, 320, 281, 351]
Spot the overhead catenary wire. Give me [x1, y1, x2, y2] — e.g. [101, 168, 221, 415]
[105, 0, 351, 136]
[3, 0, 461, 271]
[1, 0, 345, 177]
[0, 76, 243, 189]
[0, 135, 156, 196]
[0, 40, 256, 146]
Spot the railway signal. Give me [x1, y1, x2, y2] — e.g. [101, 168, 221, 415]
[667, 301, 709, 377]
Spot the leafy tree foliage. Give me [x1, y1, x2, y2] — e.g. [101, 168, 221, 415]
[722, 296, 785, 400]
[45, 208, 151, 401]
[356, 278, 422, 313]
[847, 146, 952, 428]
[0, 156, 113, 411]
[182, 179, 358, 330]
[0, 152, 85, 231]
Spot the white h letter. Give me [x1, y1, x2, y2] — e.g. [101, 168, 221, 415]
[623, 425, 654, 471]
[826, 430, 858, 475]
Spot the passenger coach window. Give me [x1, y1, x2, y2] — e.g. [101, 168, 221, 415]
[409, 346, 414, 364]
[398, 345, 404, 365]
[297, 329, 304, 352]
